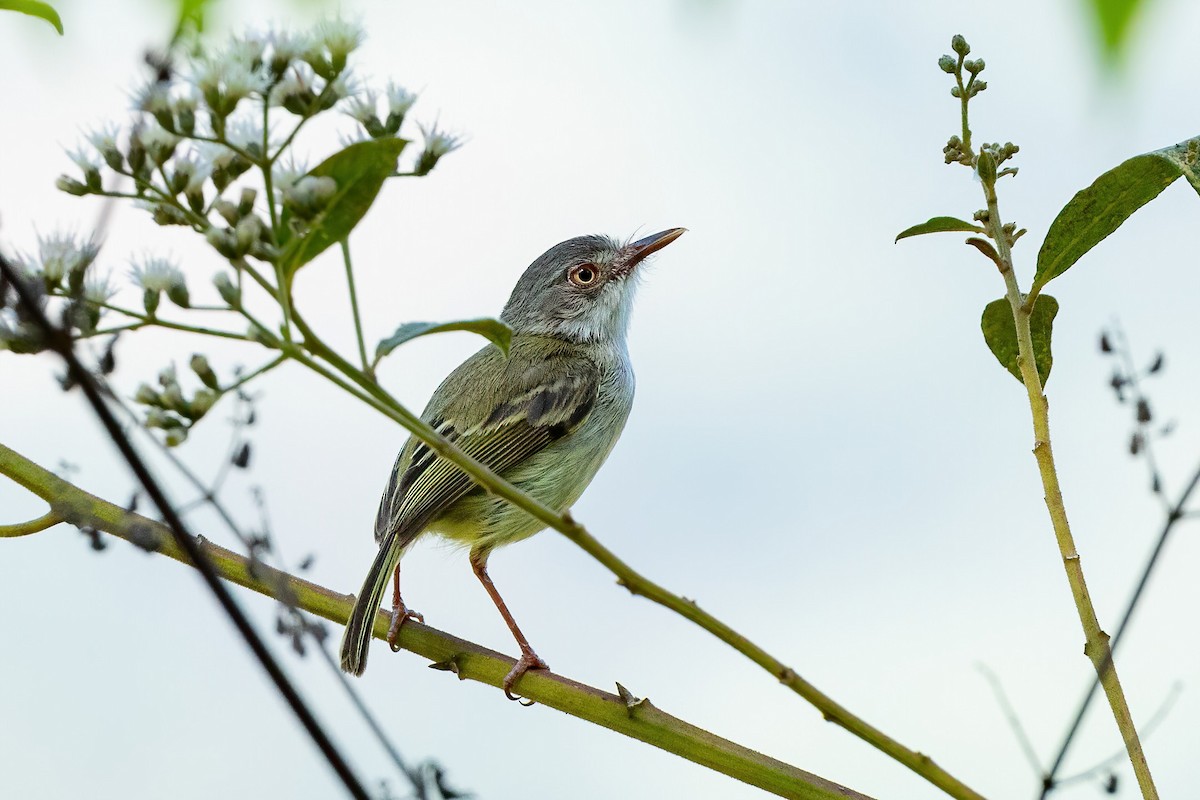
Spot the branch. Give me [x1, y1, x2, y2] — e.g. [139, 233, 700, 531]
[979, 178, 1157, 799]
[0, 440, 871, 800]
[284, 309, 989, 800]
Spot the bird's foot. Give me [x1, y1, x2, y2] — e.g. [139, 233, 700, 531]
[503, 651, 549, 705]
[386, 603, 425, 652]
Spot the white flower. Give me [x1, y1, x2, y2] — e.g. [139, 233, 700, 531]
[225, 117, 268, 151]
[419, 122, 463, 158]
[84, 271, 117, 306]
[271, 156, 309, 194]
[136, 81, 173, 115]
[268, 28, 315, 67]
[130, 256, 185, 293]
[87, 123, 122, 159]
[314, 18, 364, 60]
[67, 147, 101, 179]
[269, 64, 314, 108]
[190, 44, 271, 109]
[137, 123, 181, 156]
[342, 90, 378, 125]
[37, 232, 99, 284]
[326, 72, 357, 104]
[385, 82, 417, 118]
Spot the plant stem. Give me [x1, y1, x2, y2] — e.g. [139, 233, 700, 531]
[0, 511, 62, 537]
[286, 309, 988, 800]
[0, 441, 872, 800]
[339, 240, 371, 374]
[980, 179, 1158, 800]
[91, 301, 250, 342]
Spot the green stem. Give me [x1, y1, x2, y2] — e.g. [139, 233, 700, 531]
[91, 301, 250, 342]
[980, 179, 1158, 800]
[0, 511, 61, 537]
[287, 309, 987, 800]
[223, 354, 286, 394]
[339, 240, 371, 374]
[0, 441, 867, 800]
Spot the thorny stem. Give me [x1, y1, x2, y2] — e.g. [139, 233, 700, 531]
[340, 240, 371, 375]
[978, 176, 1158, 800]
[0, 441, 869, 800]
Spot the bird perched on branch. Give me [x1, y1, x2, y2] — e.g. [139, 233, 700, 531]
[340, 228, 686, 699]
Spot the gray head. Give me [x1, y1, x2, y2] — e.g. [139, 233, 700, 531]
[500, 228, 685, 343]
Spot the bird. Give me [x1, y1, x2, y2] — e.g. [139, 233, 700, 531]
[339, 228, 686, 699]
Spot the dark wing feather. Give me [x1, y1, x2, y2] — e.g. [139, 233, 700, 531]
[375, 364, 598, 546]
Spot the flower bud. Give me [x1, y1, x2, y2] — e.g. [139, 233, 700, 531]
[216, 199, 241, 226]
[938, 55, 956, 73]
[951, 34, 970, 56]
[167, 283, 190, 309]
[189, 388, 219, 418]
[205, 227, 239, 259]
[134, 383, 162, 406]
[161, 384, 187, 413]
[164, 427, 189, 447]
[237, 187, 257, 218]
[190, 354, 220, 389]
[56, 175, 89, 196]
[213, 271, 240, 306]
[143, 288, 161, 316]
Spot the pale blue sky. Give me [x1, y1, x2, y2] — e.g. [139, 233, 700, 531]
[2, 1, 1199, 799]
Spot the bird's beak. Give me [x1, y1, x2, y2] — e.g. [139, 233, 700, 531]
[618, 227, 687, 273]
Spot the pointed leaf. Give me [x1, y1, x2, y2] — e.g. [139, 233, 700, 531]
[1034, 137, 1200, 292]
[895, 216, 985, 242]
[279, 137, 408, 277]
[375, 319, 512, 363]
[0, 0, 63, 34]
[981, 295, 1059, 386]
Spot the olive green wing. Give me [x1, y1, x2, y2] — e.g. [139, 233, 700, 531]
[374, 359, 599, 545]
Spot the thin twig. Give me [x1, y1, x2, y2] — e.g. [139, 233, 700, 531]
[340, 240, 371, 375]
[0, 439, 871, 800]
[0, 255, 374, 800]
[976, 664, 1044, 776]
[0, 511, 62, 537]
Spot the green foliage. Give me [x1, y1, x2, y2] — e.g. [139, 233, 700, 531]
[0, 0, 63, 34]
[981, 296, 1059, 386]
[375, 319, 513, 366]
[894, 216, 984, 242]
[1033, 137, 1200, 293]
[1085, 0, 1148, 64]
[280, 137, 409, 279]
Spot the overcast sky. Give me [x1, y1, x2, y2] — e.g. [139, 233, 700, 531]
[3, 1, 1199, 799]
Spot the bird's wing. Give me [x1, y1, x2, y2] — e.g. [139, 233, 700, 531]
[375, 350, 599, 546]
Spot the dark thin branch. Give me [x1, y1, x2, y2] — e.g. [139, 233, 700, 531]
[1040, 325, 1200, 798]
[0, 253, 373, 800]
[1055, 683, 1182, 789]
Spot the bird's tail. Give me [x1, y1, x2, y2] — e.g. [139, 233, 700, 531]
[340, 531, 405, 676]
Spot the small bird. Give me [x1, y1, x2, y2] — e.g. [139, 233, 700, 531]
[340, 228, 686, 698]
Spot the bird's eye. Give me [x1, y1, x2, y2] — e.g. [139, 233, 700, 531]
[568, 264, 598, 287]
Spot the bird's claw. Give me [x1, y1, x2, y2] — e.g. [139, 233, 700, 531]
[503, 652, 548, 704]
[386, 605, 425, 652]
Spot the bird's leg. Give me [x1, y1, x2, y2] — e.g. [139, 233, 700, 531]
[386, 562, 424, 653]
[469, 549, 548, 703]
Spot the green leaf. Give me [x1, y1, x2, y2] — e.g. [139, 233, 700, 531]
[1085, 0, 1145, 64]
[1034, 137, 1200, 292]
[375, 319, 513, 364]
[895, 216, 985, 242]
[279, 137, 407, 277]
[981, 295, 1059, 387]
[0, 0, 64, 34]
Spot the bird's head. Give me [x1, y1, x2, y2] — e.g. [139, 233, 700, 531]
[500, 228, 685, 343]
